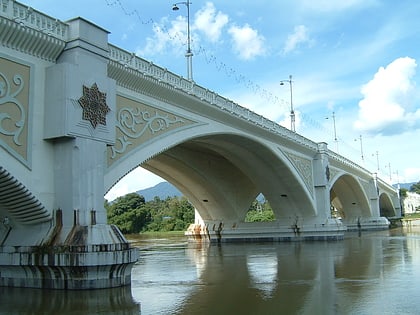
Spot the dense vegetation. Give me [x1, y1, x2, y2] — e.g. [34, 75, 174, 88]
[410, 181, 420, 194]
[105, 193, 275, 234]
[105, 193, 194, 233]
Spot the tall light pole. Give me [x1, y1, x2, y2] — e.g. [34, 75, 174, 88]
[354, 135, 364, 163]
[372, 151, 379, 172]
[385, 162, 392, 182]
[172, 2, 193, 81]
[326, 111, 338, 152]
[280, 75, 295, 132]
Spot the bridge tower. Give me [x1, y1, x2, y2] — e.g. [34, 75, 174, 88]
[0, 17, 138, 289]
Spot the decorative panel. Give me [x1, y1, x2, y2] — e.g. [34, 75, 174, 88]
[107, 95, 196, 166]
[0, 56, 30, 167]
[284, 151, 314, 196]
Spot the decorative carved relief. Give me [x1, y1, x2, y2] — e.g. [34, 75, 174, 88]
[78, 83, 110, 128]
[108, 95, 196, 165]
[284, 151, 313, 196]
[0, 57, 30, 164]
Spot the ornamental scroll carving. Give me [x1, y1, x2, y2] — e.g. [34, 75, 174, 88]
[284, 151, 314, 196]
[0, 57, 30, 163]
[108, 95, 195, 165]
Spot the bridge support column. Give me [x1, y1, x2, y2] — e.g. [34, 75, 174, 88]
[0, 137, 139, 289]
[0, 17, 138, 289]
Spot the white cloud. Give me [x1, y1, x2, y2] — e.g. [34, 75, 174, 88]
[354, 57, 419, 135]
[300, 0, 378, 13]
[283, 25, 313, 54]
[194, 2, 229, 42]
[404, 168, 420, 183]
[228, 23, 266, 60]
[137, 16, 189, 57]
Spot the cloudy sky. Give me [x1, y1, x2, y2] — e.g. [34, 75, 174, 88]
[23, 0, 420, 200]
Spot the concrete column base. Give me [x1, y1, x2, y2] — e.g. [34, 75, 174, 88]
[186, 219, 346, 242]
[0, 243, 138, 289]
[344, 217, 390, 231]
[0, 220, 139, 289]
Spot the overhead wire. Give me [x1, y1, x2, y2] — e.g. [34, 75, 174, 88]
[103, 0, 382, 175]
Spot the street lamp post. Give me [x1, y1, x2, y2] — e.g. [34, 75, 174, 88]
[354, 135, 364, 163]
[172, 2, 193, 81]
[326, 111, 338, 152]
[372, 151, 380, 172]
[280, 75, 295, 132]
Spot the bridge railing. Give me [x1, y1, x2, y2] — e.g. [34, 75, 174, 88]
[108, 45, 396, 185]
[328, 150, 396, 192]
[108, 44, 320, 152]
[0, 0, 68, 39]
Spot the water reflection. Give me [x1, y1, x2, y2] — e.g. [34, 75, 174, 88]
[0, 285, 140, 315]
[247, 252, 278, 299]
[170, 229, 419, 315]
[2, 228, 420, 314]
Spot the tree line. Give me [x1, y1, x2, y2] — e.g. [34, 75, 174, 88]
[105, 193, 274, 234]
[400, 180, 420, 198]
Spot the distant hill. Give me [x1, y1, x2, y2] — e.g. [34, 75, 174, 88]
[136, 181, 267, 202]
[137, 181, 182, 201]
[395, 182, 416, 190]
[136, 181, 417, 202]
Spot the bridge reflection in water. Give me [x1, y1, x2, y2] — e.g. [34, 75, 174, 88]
[132, 228, 419, 315]
[0, 285, 140, 315]
[1, 228, 419, 314]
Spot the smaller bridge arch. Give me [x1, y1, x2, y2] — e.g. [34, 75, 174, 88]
[330, 173, 372, 226]
[379, 193, 397, 217]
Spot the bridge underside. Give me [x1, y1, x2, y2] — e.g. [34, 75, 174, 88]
[138, 135, 347, 241]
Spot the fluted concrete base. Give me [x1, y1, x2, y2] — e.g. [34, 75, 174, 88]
[0, 244, 138, 289]
[0, 221, 139, 289]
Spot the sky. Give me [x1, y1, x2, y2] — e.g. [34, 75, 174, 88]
[22, 0, 420, 200]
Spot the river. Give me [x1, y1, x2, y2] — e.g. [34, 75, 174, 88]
[1, 226, 420, 314]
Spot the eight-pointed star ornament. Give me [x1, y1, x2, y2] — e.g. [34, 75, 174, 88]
[78, 83, 110, 128]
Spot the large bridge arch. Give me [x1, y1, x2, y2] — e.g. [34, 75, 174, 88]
[105, 126, 316, 223]
[330, 173, 372, 223]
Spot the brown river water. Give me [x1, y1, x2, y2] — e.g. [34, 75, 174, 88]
[1, 226, 420, 315]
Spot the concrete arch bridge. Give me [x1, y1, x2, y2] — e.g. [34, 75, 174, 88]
[0, 1, 400, 289]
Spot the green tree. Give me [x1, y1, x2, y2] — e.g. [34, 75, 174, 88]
[409, 181, 420, 194]
[105, 194, 194, 233]
[106, 193, 150, 233]
[245, 199, 275, 222]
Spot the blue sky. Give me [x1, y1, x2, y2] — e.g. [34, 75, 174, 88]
[22, 0, 420, 199]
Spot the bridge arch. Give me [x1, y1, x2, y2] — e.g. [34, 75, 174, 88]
[379, 193, 396, 217]
[105, 127, 316, 223]
[330, 173, 372, 223]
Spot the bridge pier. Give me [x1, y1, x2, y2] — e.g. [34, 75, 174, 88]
[0, 205, 138, 290]
[186, 219, 346, 242]
[0, 17, 138, 289]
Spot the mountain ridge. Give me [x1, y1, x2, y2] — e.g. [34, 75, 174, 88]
[136, 181, 181, 201]
[136, 181, 418, 202]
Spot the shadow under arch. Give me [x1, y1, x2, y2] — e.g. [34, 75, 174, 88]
[330, 174, 371, 224]
[379, 192, 396, 217]
[107, 131, 316, 224]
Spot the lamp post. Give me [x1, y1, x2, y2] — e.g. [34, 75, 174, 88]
[326, 111, 338, 152]
[372, 151, 379, 172]
[172, 2, 193, 81]
[354, 135, 364, 163]
[385, 162, 392, 182]
[280, 75, 295, 132]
